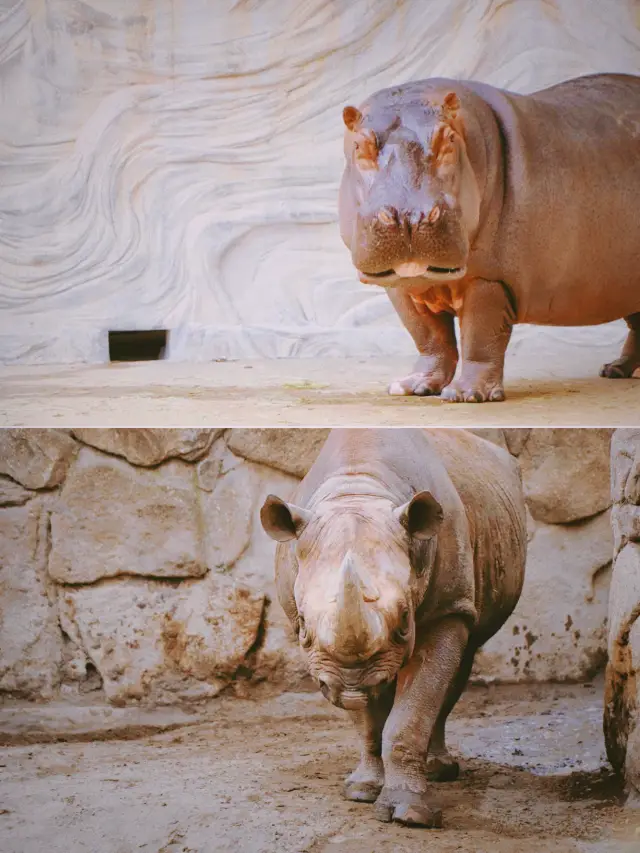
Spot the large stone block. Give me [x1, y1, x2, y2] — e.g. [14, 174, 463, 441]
[226, 429, 329, 478]
[474, 510, 613, 682]
[73, 429, 221, 467]
[0, 429, 78, 490]
[49, 448, 207, 583]
[517, 429, 612, 524]
[0, 499, 63, 699]
[198, 443, 305, 683]
[58, 574, 266, 706]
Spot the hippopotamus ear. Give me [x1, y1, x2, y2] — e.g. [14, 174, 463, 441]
[394, 491, 444, 540]
[343, 105, 363, 131]
[260, 495, 312, 543]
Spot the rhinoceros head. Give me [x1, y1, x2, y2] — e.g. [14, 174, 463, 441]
[338, 91, 480, 288]
[260, 491, 443, 710]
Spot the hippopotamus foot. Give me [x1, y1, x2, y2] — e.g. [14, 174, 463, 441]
[388, 353, 457, 397]
[388, 370, 451, 397]
[425, 751, 460, 782]
[440, 377, 505, 403]
[374, 787, 443, 827]
[344, 756, 385, 802]
[599, 356, 640, 379]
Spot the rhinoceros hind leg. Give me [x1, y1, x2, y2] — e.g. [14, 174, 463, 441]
[600, 313, 640, 378]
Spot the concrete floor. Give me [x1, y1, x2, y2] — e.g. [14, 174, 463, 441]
[0, 682, 638, 853]
[1, 353, 639, 427]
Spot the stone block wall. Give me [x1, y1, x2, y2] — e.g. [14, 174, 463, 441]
[0, 428, 614, 707]
[605, 429, 640, 796]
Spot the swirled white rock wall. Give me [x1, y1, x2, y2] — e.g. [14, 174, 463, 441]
[0, 1, 638, 363]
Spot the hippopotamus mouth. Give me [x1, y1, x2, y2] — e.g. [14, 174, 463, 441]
[360, 264, 467, 283]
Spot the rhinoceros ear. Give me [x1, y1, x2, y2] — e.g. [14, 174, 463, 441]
[260, 495, 312, 543]
[394, 491, 443, 540]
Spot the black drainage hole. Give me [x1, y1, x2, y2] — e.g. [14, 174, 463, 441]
[108, 330, 168, 362]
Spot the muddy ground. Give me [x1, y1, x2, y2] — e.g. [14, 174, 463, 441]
[2, 354, 639, 428]
[1, 680, 638, 853]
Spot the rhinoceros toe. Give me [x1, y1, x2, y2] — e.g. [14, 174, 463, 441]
[374, 787, 443, 827]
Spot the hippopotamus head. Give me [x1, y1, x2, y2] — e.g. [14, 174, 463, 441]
[260, 490, 443, 710]
[338, 91, 481, 287]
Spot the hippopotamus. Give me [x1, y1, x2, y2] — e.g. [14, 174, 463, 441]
[338, 73, 640, 402]
[260, 428, 526, 827]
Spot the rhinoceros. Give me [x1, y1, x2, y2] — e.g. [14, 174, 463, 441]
[260, 428, 526, 827]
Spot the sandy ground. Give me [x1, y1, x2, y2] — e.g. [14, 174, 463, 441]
[1, 353, 639, 427]
[1, 681, 638, 853]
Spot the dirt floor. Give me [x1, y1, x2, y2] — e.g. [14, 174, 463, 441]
[1, 352, 639, 427]
[1, 680, 638, 853]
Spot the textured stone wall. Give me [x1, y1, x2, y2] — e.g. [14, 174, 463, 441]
[1, 1, 638, 364]
[605, 429, 640, 796]
[0, 427, 614, 707]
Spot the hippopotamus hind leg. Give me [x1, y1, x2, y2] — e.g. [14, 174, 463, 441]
[599, 312, 640, 379]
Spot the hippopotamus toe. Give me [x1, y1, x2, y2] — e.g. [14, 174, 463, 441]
[388, 370, 452, 397]
[441, 379, 505, 403]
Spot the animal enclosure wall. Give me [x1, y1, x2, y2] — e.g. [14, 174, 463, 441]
[1, 1, 639, 364]
[0, 427, 618, 708]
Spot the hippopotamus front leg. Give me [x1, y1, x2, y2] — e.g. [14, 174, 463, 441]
[344, 686, 395, 802]
[375, 616, 469, 827]
[600, 312, 640, 379]
[441, 279, 515, 403]
[387, 289, 459, 396]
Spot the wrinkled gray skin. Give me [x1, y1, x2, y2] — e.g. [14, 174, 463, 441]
[339, 73, 640, 402]
[260, 429, 526, 827]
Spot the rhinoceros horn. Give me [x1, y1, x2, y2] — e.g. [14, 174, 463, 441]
[330, 550, 383, 657]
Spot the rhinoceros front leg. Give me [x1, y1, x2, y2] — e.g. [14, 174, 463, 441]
[386, 289, 458, 396]
[441, 279, 515, 403]
[600, 312, 640, 379]
[375, 616, 469, 827]
[344, 686, 395, 802]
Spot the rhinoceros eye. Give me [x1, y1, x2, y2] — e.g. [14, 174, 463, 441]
[394, 608, 411, 644]
[297, 614, 312, 648]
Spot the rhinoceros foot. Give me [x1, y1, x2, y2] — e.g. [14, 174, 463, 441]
[344, 758, 384, 802]
[599, 356, 640, 379]
[374, 787, 443, 828]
